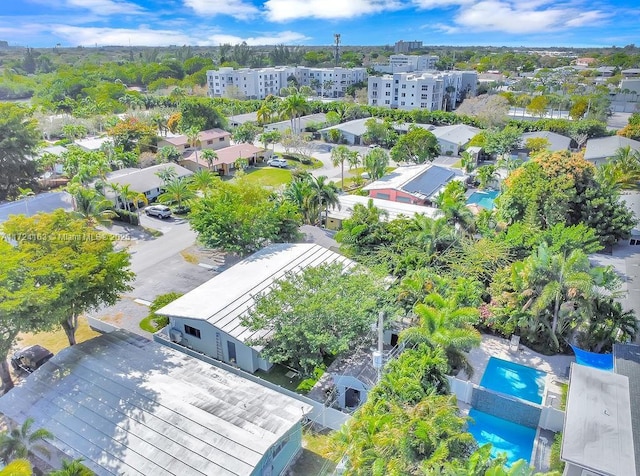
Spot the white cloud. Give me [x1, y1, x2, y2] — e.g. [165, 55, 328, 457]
[208, 31, 310, 45]
[29, 0, 145, 15]
[184, 0, 259, 18]
[432, 23, 460, 33]
[453, 0, 609, 34]
[264, 0, 404, 22]
[52, 26, 196, 46]
[412, 0, 473, 9]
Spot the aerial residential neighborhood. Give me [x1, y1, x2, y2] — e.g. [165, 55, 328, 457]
[1, 3, 640, 475]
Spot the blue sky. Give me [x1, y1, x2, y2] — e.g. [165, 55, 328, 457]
[2, 0, 639, 48]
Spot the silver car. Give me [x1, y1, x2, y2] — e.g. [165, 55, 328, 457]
[145, 205, 172, 219]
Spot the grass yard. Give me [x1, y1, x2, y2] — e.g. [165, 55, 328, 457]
[287, 430, 337, 476]
[255, 363, 305, 393]
[243, 167, 292, 187]
[15, 316, 100, 354]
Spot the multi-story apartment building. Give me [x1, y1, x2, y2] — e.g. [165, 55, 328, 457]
[372, 54, 440, 74]
[207, 66, 367, 100]
[295, 67, 368, 98]
[394, 40, 423, 54]
[368, 71, 477, 112]
[207, 66, 296, 100]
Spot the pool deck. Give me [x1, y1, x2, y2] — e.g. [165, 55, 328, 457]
[461, 333, 575, 385]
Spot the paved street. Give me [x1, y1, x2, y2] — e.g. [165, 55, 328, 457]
[0, 191, 73, 223]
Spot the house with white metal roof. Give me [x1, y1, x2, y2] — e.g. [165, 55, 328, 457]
[584, 136, 640, 165]
[362, 163, 463, 205]
[0, 330, 311, 476]
[104, 163, 193, 203]
[519, 131, 571, 152]
[325, 194, 439, 230]
[157, 243, 354, 373]
[319, 118, 378, 145]
[430, 124, 481, 156]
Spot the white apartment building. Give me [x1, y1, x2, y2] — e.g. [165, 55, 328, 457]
[207, 66, 295, 100]
[207, 66, 368, 100]
[368, 71, 477, 112]
[373, 54, 439, 74]
[296, 67, 368, 98]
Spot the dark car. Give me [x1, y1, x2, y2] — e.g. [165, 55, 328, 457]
[10, 345, 54, 373]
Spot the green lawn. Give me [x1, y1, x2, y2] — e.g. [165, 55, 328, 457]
[243, 167, 292, 187]
[255, 363, 305, 392]
[16, 316, 100, 354]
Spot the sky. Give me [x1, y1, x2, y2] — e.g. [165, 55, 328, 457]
[1, 0, 639, 49]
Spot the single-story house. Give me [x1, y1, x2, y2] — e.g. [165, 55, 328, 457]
[325, 194, 439, 230]
[180, 143, 264, 174]
[0, 330, 311, 476]
[156, 243, 354, 374]
[74, 136, 112, 152]
[519, 131, 572, 153]
[157, 128, 231, 153]
[319, 118, 376, 145]
[584, 136, 640, 165]
[561, 343, 640, 475]
[362, 164, 463, 205]
[229, 111, 259, 128]
[264, 113, 327, 133]
[430, 124, 481, 156]
[104, 163, 193, 203]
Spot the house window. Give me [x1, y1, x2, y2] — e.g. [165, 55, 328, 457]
[385, 91, 390, 96]
[207, 140, 213, 145]
[184, 325, 201, 339]
[219, 137, 225, 142]
[396, 196, 411, 203]
[376, 192, 391, 200]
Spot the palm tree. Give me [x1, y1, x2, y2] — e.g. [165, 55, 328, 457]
[155, 166, 178, 186]
[185, 127, 201, 166]
[597, 145, 640, 189]
[309, 175, 340, 225]
[400, 293, 481, 376]
[49, 458, 94, 476]
[363, 148, 389, 181]
[71, 188, 117, 228]
[346, 150, 361, 171]
[189, 169, 218, 193]
[330, 145, 353, 190]
[200, 149, 218, 171]
[0, 458, 32, 476]
[580, 297, 638, 353]
[476, 164, 498, 189]
[0, 417, 54, 462]
[279, 93, 310, 133]
[459, 150, 476, 174]
[119, 184, 148, 214]
[157, 145, 182, 164]
[410, 215, 456, 257]
[158, 177, 197, 211]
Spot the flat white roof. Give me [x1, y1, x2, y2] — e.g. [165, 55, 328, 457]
[561, 363, 636, 475]
[327, 194, 439, 221]
[158, 244, 354, 344]
[0, 331, 311, 476]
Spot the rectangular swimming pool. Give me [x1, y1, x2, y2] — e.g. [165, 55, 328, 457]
[480, 357, 547, 404]
[468, 408, 536, 467]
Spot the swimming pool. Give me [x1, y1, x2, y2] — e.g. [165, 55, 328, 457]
[466, 190, 500, 210]
[468, 408, 536, 467]
[480, 357, 547, 404]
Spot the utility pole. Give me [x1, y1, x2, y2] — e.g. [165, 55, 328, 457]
[334, 33, 341, 67]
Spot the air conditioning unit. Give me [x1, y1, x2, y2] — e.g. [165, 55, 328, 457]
[169, 329, 183, 343]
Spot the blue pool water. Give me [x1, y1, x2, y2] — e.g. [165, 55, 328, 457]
[466, 190, 500, 210]
[468, 409, 536, 467]
[480, 357, 547, 404]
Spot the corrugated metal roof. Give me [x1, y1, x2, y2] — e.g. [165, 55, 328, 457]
[158, 244, 354, 345]
[0, 330, 310, 476]
[326, 194, 439, 221]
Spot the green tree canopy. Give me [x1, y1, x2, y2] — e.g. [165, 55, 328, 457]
[242, 262, 395, 375]
[390, 126, 440, 164]
[0, 103, 40, 200]
[189, 175, 301, 255]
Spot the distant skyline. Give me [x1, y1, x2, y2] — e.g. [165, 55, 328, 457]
[2, 0, 639, 49]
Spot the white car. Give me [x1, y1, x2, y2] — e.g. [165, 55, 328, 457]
[145, 205, 171, 219]
[267, 157, 288, 168]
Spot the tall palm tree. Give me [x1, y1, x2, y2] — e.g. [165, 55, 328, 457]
[309, 175, 340, 225]
[200, 149, 218, 170]
[279, 93, 310, 133]
[330, 145, 352, 190]
[119, 184, 148, 214]
[410, 215, 455, 258]
[597, 145, 640, 189]
[185, 127, 201, 165]
[401, 293, 481, 376]
[158, 177, 197, 210]
[0, 417, 54, 462]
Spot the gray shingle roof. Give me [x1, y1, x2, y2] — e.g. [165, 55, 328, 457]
[520, 131, 571, 151]
[584, 136, 640, 162]
[0, 330, 310, 476]
[105, 164, 193, 194]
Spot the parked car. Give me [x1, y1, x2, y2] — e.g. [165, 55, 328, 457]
[11, 345, 53, 373]
[368, 144, 380, 149]
[267, 157, 288, 168]
[145, 205, 172, 219]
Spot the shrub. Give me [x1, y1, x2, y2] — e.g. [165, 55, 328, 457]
[549, 433, 565, 473]
[295, 365, 326, 393]
[112, 209, 139, 225]
[140, 292, 183, 333]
